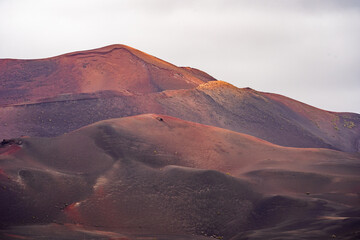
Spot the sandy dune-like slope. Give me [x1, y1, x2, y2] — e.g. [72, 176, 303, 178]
[1, 114, 359, 239]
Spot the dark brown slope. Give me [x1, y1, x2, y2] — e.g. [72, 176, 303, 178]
[1, 81, 359, 152]
[0, 114, 359, 239]
[0, 44, 215, 106]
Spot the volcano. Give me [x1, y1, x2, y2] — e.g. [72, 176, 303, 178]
[0, 45, 359, 152]
[0, 45, 359, 239]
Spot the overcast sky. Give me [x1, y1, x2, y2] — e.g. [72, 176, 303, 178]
[1, 0, 359, 113]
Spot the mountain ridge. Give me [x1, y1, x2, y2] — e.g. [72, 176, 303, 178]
[0, 44, 216, 106]
[0, 45, 359, 152]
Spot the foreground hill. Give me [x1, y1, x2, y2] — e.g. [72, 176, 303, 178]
[1, 114, 359, 239]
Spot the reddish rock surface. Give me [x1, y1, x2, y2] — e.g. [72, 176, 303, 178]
[1, 46, 359, 152]
[1, 46, 359, 239]
[0, 80, 359, 152]
[0, 114, 359, 239]
[0, 44, 214, 106]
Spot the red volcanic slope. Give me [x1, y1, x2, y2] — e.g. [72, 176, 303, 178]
[0, 44, 215, 106]
[192, 81, 360, 152]
[0, 45, 359, 152]
[0, 114, 359, 239]
[260, 91, 360, 151]
[0, 81, 359, 152]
